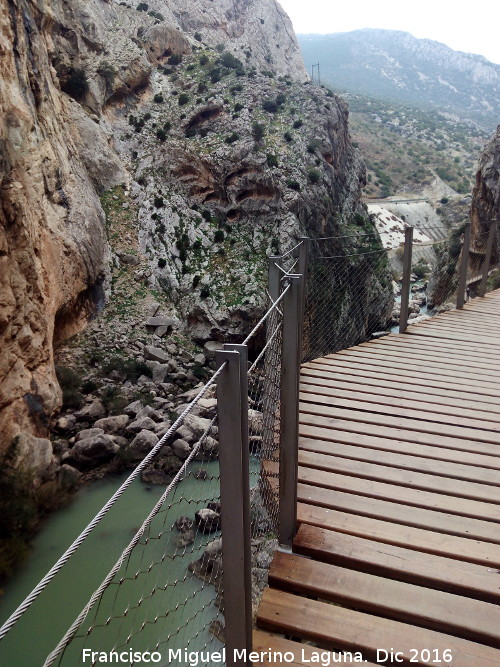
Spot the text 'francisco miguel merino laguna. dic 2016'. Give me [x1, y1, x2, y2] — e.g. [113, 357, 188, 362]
[81, 648, 367, 665]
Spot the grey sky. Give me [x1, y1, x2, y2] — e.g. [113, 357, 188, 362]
[278, 0, 500, 65]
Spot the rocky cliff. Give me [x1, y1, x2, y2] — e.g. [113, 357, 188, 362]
[470, 125, 500, 262]
[0, 0, 386, 493]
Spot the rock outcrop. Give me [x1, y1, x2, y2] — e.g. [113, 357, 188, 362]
[470, 125, 500, 270]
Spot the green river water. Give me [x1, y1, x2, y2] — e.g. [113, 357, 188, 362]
[0, 465, 224, 667]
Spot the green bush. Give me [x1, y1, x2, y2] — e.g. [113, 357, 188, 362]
[194, 32, 202, 42]
[266, 154, 278, 168]
[168, 54, 183, 66]
[262, 99, 278, 113]
[178, 93, 189, 106]
[158, 257, 167, 268]
[200, 285, 211, 299]
[252, 122, 265, 141]
[286, 179, 301, 191]
[225, 132, 239, 144]
[154, 196, 164, 208]
[275, 92, 286, 107]
[307, 168, 321, 184]
[153, 93, 164, 103]
[283, 131, 293, 143]
[219, 52, 244, 71]
[136, 2, 148, 10]
[55, 366, 81, 390]
[199, 55, 209, 66]
[293, 119, 303, 129]
[101, 386, 128, 415]
[156, 129, 167, 142]
[62, 388, 85, 410]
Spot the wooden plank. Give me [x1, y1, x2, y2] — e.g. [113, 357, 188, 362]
[405, 327, 500, 345]
[334, 347, 500, 378]
[298, 450, 500, 504]
[308, 358, 500, 394]
[298, 413, 500, 457]
[358, 338, 500, 370]
[390, 331, 500, 355]
[408, 321, 500, 339]
[298, 436, 500, 484]
[265, 457, 500, 522]
[319, 353, 500, 387]
[252, 631, 364, 666]
[412, 315, 500, 332]
[301, 365, 500, 409]
[299, 400, 500, 446]
[299, 427, 500, 470]
[300, 374, 500, 417]
[294, 524, 500, 604]
[299, 449, 500, 505]
[269, 551, 500, 647]
[257, 589, 500, 666]
[297, 481, 500, 543]
[297, 503, 500, 567]
[300, 383, 500, 430]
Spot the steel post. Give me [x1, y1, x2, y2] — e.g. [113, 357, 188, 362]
[399, 227, 413, 334]
[479, 223, 497, 297]
[215, 349, 251, 664]
[457, 223, 472, 309]
[268, 255, 282, 304]
[279, 275, 301, 546]
[223, 343, 252, 652]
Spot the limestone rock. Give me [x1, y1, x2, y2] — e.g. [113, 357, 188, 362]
[94, 415, 130, 433]
[171, 438, 191, 459]
[58, 464, 82, 491]
[75, 428, 105, 442]
[126, 416, 157, 434]
[69, 434, 119, 470]
[126, 429, 159, 460]
[144, 346, 170, 363]
[195, 508, 221, 534]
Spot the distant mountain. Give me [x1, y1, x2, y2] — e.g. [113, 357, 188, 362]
[298, 29, 500, 130]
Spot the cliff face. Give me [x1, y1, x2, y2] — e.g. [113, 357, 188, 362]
[0, 0, 383, 480]
[470, 126, 500, 238]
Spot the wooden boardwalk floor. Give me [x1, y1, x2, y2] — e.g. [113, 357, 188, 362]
[255, 290, 500, 666]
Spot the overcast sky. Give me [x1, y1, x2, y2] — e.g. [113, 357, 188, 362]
[278, 0, 500, 65]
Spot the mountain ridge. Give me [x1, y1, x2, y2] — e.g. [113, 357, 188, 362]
[298, 29, 500, 130]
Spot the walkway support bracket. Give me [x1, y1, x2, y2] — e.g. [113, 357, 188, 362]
[479, 222, 497, 297]
[279, 274, 302, 546]
[215, 347, 251, 665]
[399, 226, 413, 333]
[457, 223, 472, 309]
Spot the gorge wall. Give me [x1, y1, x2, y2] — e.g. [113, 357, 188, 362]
[0, 0, 389, 483]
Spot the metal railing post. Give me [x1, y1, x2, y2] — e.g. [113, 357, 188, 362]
[223, 343, 252, 652]
[479, 222, 496, 297]
[399, 226, 413, 333]
[268, 255, 282, 303]
[457, 223, 472, 309]
[279, 274, 301, 546]
[215, 349, 251, 664]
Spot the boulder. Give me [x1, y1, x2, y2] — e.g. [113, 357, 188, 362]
[75, 427, 105, 442]
[69, 434, 119, 470]
[171, 438, 191, 459]
[141, 468, 170, 485]
[144, 346, 170, 363]
[54, 415, 77, 431]
[75, 399, 106, 421]
[123, 400, 144, 417]
[126, 429, 159, 460]
[175, 516, 194, 532]
[195, 508, 220, 533]
[58, 464, 82, 491]
[145, 316, 176, 329]
[185, 414, 212, 439]
[126, 416, 157, 434]
[94, 415, 129, 433]
[248, 409, 263, 435]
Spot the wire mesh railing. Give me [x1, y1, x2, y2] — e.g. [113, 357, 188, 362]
[302, 233, 394, 362]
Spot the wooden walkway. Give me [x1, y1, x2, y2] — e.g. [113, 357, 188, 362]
[255, 290, 500, 666]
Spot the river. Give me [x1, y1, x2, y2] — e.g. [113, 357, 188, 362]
[0, 464, 224, 667]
